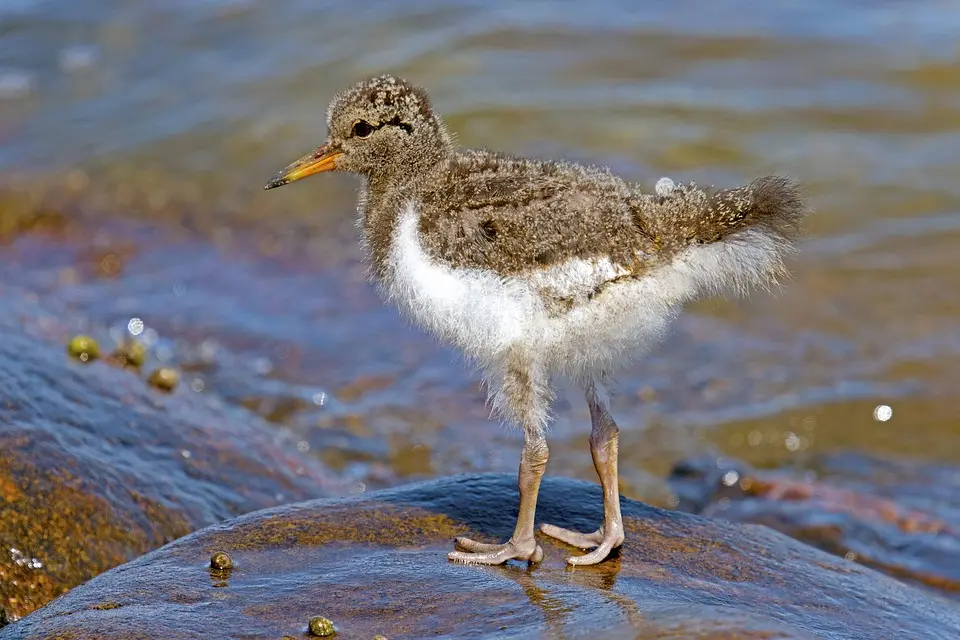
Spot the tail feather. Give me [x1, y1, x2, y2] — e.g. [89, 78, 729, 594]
[634, 175, 808, 297]
[641, 175, 806, 251]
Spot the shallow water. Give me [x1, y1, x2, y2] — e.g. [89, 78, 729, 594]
[2, 0, 959, 506]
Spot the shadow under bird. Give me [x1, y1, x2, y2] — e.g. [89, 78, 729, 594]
[265, 74, 807, 566]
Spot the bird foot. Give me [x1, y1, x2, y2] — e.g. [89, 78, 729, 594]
[540, 524, 623, 566]
[448, 536, 544, 565]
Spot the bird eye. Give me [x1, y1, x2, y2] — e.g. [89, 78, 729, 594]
[352, 120, 374, 138]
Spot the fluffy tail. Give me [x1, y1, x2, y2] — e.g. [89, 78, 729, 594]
[636, 175, 808, 295]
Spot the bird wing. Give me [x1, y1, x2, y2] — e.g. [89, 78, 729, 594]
[416, 156, 655, 278]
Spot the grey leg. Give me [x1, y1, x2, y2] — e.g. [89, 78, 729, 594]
[448, 356, 549, 565]
[541, 383, 624, 565]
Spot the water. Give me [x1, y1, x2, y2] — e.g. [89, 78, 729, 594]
[2, 0, 959, 503]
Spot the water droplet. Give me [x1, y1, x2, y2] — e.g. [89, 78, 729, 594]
[721, 470, 740, 487]
[873, 405, 892, 422]
[297, 441, 310, 453]
[127, 317, 144, 336]
[312, 392, 326, 406]
[785, 432, 801, 452]
[747, 430, 762, 446]
[199, 340, 218, 362]
[181, 450, 191, 459]
[655, 177, 676, 196]
[844, 551, 857, 562]
[59, 45, 97, 72]
[191, 378, 205, 392]
[0, 69, 35, 99]
[172, 282, 187, 297]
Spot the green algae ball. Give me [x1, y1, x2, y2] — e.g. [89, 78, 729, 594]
[210, 551, 232, 570]
[147, 367, 180, 392]
[113, 339, 146, 368]
[67, 335, 99, 362]
[308, 616, 336, 637]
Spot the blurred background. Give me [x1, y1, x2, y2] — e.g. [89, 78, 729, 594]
[2, 0, 959, 517]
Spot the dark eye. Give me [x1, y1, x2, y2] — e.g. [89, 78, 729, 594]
[352, 120, 374, 138]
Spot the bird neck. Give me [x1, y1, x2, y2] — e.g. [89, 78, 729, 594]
[359, 164, 436, 282]
[367, 147, 448, 194]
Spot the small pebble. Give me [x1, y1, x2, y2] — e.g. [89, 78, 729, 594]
[308, 616, 336, 637]
[67, 335, 100, 362]
[147, 367, 180, 392]
[210, 551, 232, 570]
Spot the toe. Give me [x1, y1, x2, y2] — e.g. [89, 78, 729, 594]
[566, 537, 620, 566]
[448, 549, 507, 565]
[454, 537, 504, 553]
[540, 524, 603, 549]
[447, 539, 543, 565]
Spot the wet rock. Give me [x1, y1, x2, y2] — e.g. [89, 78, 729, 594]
[669, 452, 960, 599]
[0, 305, 336, 621]
[4, 474, 958, 640]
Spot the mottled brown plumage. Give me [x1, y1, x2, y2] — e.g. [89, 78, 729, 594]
[265, 74, 808, 568]
[268, 74, 803, 283]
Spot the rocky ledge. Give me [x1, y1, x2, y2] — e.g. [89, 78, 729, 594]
[4, 474, 958, 639]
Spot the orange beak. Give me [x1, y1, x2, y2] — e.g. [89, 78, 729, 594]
[264, 143, 343, 190]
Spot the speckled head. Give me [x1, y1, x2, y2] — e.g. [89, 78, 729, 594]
[264, 74, 453, 190]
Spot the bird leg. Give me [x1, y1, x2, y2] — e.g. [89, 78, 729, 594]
[449, 433, 548, 565]
[541, 383, 624, 565]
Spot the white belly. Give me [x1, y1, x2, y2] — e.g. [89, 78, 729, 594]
[381, 202, 780, 379]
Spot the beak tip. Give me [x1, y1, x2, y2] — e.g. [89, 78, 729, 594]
[263, 176, 288, 191]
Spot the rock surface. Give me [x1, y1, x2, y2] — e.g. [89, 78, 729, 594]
[4, 474, 959, 640]
[0, 302, 336, 621]
[670, 452, 960, 599]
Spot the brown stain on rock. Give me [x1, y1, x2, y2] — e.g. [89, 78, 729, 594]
[202, 503, 466, 553]
[0, 444, 192, 619]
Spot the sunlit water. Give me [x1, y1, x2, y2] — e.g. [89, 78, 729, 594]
[2, 0, 959, 505]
